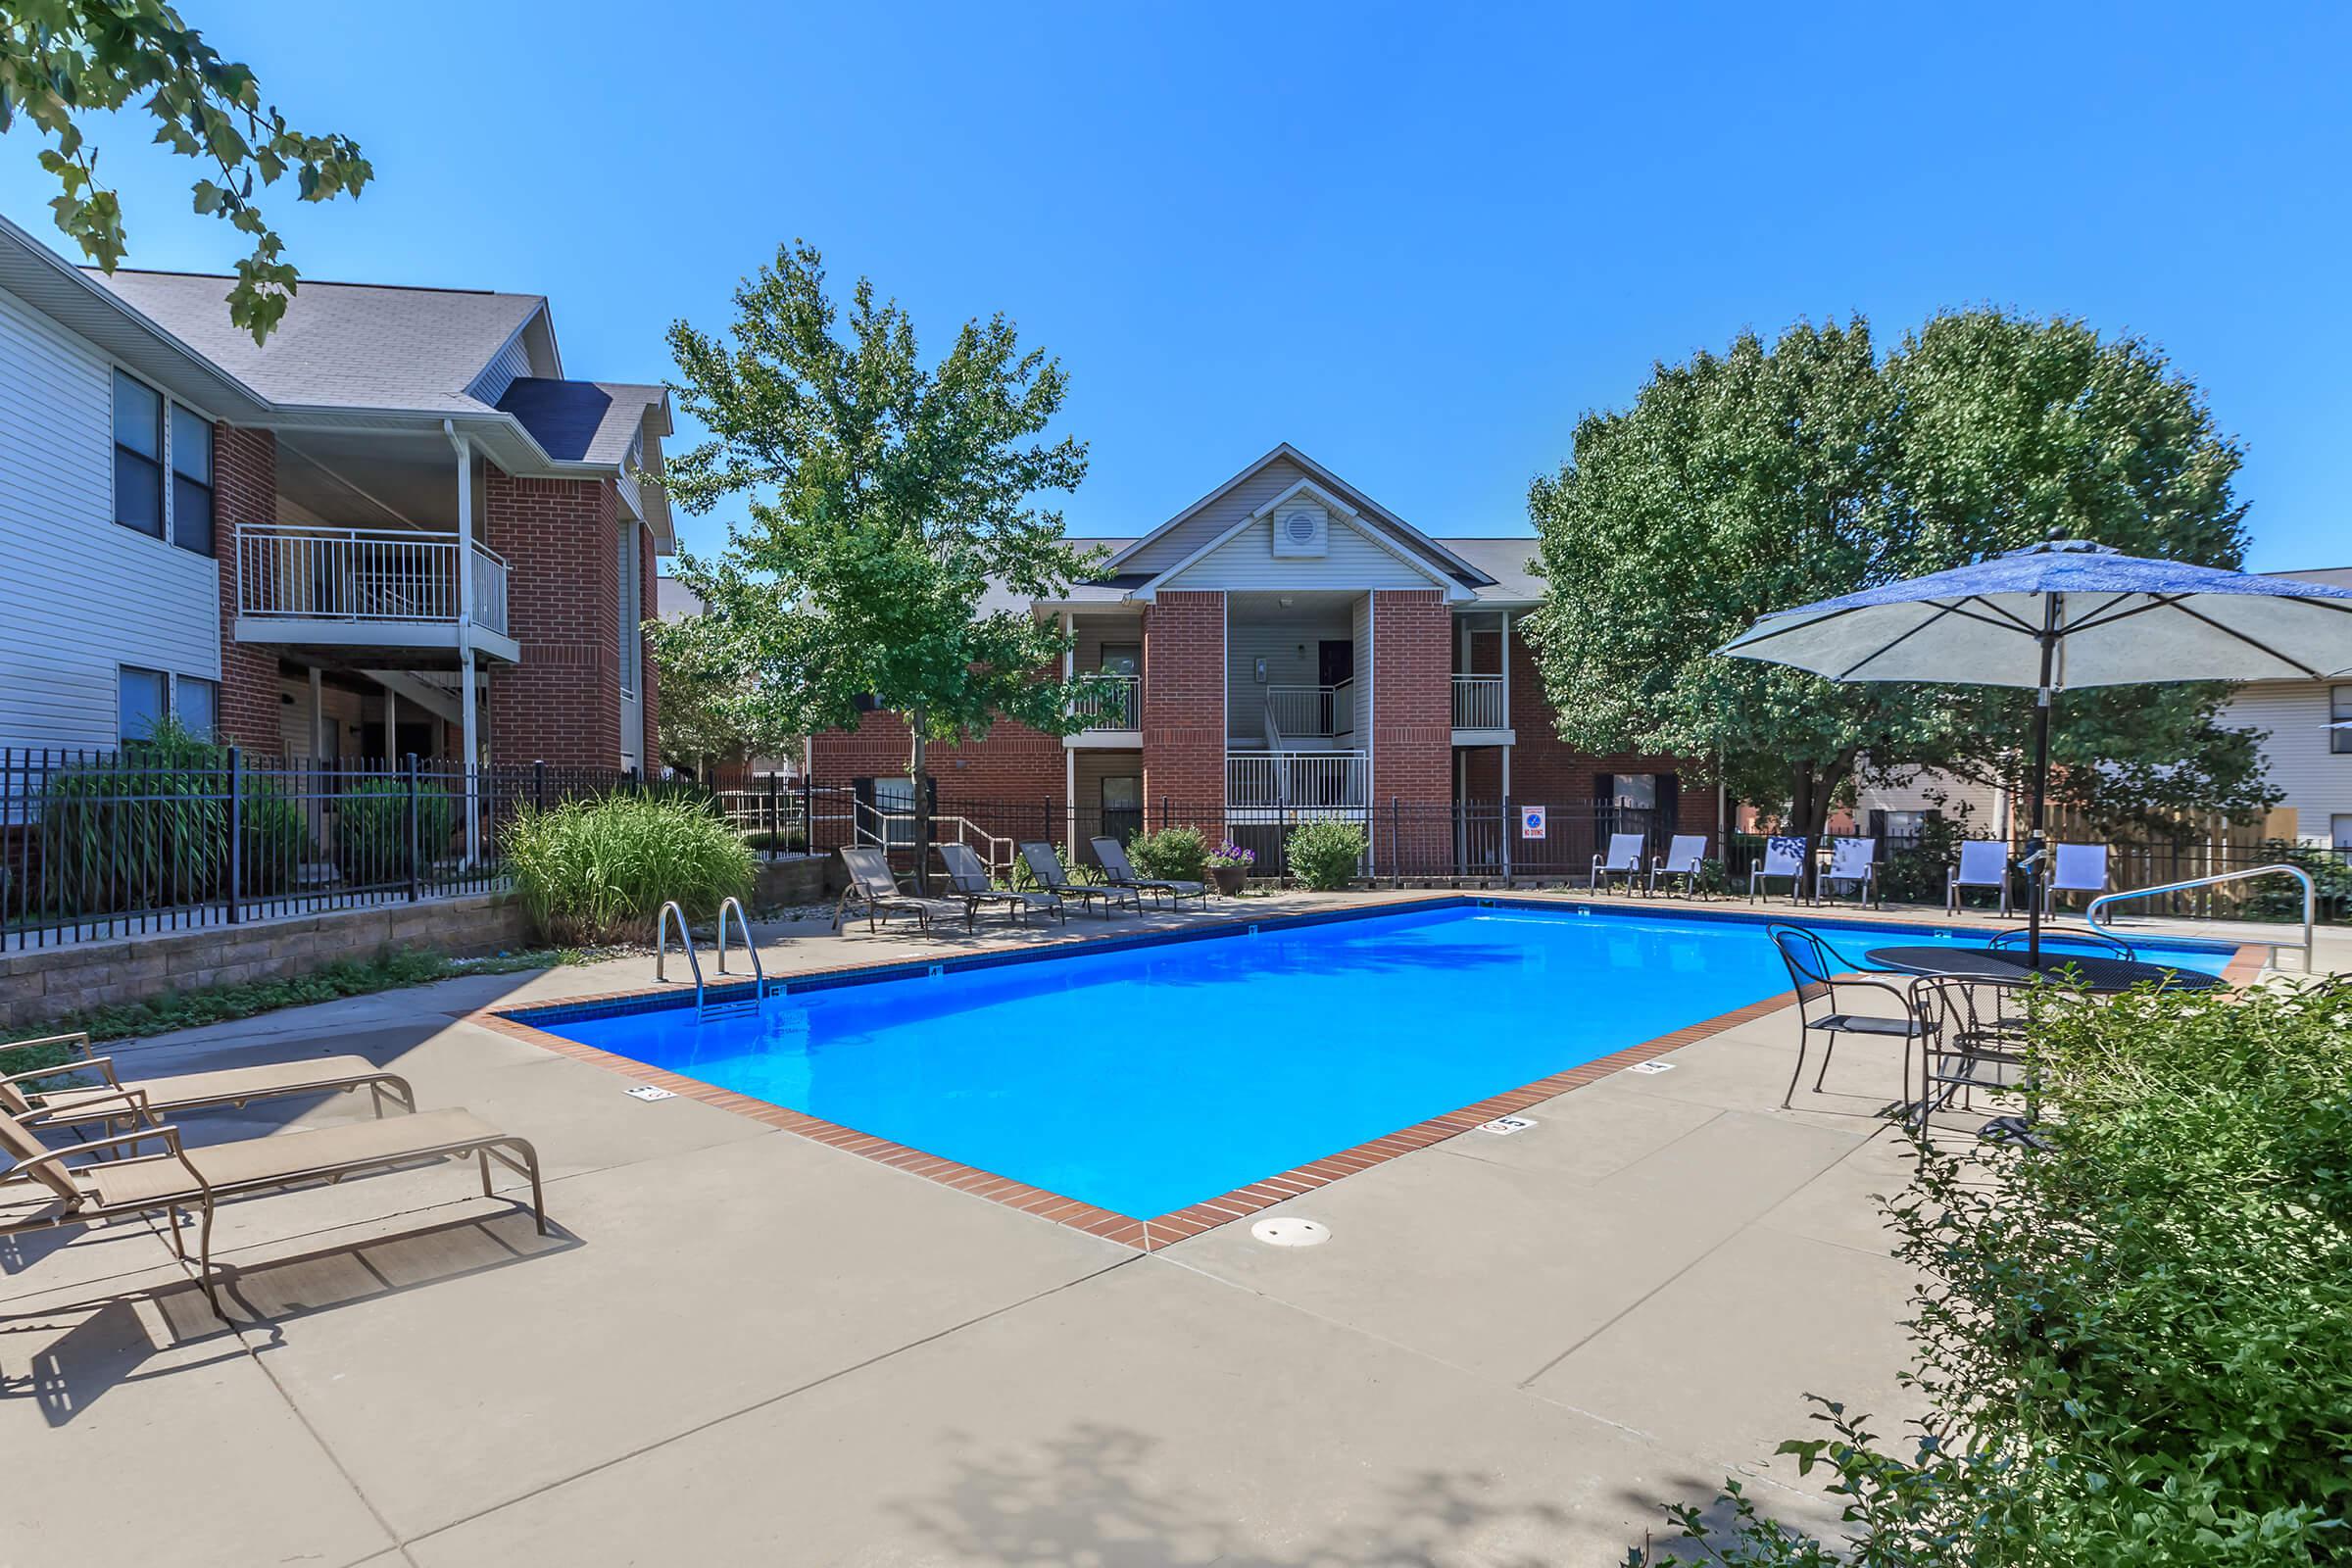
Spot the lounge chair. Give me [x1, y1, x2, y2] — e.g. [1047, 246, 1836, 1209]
[1768, 924, 1923, 1109]
[0, 1102, 544, 1313]
[1648, 834, 1709, 898]
[0, 1032, 416, 1133]
[1017, 841, 1139, 916]
[834, 845, 963, 933]
[1091, 836, 1210, 910]
[1590, 832, 1645, 894]
[938, 842, 1064, 926]
[1817, 836, 1879, 907]
[1748, 835, 1808, 904]
[1945, 839, 2011, 915]
[2042, 842, 2109, 915]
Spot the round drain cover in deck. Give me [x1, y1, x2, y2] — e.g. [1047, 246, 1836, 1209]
[1250, 1217, 1330, 1248]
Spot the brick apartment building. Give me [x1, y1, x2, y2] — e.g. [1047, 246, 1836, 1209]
[0, 213, 668, 774]
[809, 445, 1716, 872]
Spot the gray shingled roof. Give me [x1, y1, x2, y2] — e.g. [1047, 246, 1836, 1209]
[1433, 537, 1544, 601]
[497, 378, 666, 465]
[82, 268, 542, 413]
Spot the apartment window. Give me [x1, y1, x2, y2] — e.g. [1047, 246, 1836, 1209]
[2332, 686, 2352, 756]
[616, 522, 641, 697]
[177, 675, 220, 740]
[170, 404, 215, 555]
[118, 666, 168, 743]
[113, 370, 165, 537]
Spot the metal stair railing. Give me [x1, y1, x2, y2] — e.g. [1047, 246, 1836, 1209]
[2086, 863, 2317, 973]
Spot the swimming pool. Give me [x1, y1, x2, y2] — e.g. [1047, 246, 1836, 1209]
[516, 902, 2234, 1223]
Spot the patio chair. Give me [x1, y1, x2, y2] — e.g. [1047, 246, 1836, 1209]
[937, 842, 1064, 927]
[1768, 923, 1924, 1110]
[0, 1032, 416, 1133]
[1648, 834, 1709, 898]
[1091, 836, 1210, 910]
[1017, 841, 1140, 917]
[834, 844, 962, 934]
[1747, 835, 1808, 904]
[1590, 832, 1645, 894]
[1945, 840, 2012, 915]
[2042, 842, 2109, 914]
[0, 1102, 545, 1314]
[1817, 836, 1880, 907]
[1984, 925, 2136, 960]
[1908, 972, 2035, 1142]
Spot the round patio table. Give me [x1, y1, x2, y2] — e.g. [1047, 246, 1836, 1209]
[1863, 945, 2227, 995]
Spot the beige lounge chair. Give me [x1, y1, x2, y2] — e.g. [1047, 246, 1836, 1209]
[0, 1102, 545, 1313]
[833, 845, 962, 933]
[938, 843, 1064, 926]
[1017, 842, 1138, 916]
[1090, 836, 1209, 909]
[0, 1032, 416, 1132]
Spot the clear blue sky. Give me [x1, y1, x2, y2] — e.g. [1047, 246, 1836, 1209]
[6, 2, 2345, 568]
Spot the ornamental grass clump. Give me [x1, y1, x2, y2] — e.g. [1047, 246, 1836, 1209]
[504, 792, 754, 945]
[1633, 979, 2352, 1567]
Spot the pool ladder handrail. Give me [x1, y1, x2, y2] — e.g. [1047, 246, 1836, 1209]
[654, 900, 705, 1012]
[712, 896, 766, 1000]
[655, 898, 766, 1020]
[2085, 863, 2315, 973]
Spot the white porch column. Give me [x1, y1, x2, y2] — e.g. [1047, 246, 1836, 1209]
[384, 686, 397, 767]
[446, 422, 481, 863]
[1061, 609, 1077, 858]
[460, 648, 479, 863]
[309, 665, 325, 760]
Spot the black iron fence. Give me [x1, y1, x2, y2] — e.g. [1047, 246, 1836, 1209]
[3, 745, 640, 952]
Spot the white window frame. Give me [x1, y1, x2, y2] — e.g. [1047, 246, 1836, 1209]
[107, 364, 223, 561]
[617, 519, 641, 699]
[117, 663, 171, 745]
[2331, 685, 2352, 757]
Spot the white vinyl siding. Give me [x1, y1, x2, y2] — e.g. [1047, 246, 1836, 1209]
[617, 518, 644, 769]
[2220, 680, 2351, 842]
[465, 329, 535, 409]
[1353, 593, 1375, 787]
[1163, 514, 1443, 593]
[1119, 456, 1314, 575]
[0, 284, 220, 750]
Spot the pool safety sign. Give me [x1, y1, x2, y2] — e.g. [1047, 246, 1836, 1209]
[1519, 805, 1546, 839]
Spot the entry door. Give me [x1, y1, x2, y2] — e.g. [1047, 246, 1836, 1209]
[1100, 774, 1143, 848]
[1318, 640, 1354, 733]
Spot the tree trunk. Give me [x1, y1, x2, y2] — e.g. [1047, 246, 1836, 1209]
[907, 712, 931, 897]
[1788, 761, 1846, 903]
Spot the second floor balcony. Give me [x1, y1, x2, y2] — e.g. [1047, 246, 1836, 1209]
[234, 522, 517, 662]
[1067, 672, 1141, 737]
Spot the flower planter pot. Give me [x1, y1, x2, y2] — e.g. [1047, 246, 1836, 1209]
[1209, 864, 1247, 897]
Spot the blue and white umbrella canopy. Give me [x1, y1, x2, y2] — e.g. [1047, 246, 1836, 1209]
[1721, 540, 2352, 688]
[1721, 540, 2352, 962]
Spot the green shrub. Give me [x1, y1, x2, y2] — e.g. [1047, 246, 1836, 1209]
[504, 792, 755, 944]
[1286, 818, 1366, 891]
[1634, 981, 2352, 1566]
[41, 719, 310, 911]
[334, 778, 454, 884]
[1125, 825, 1208, 884]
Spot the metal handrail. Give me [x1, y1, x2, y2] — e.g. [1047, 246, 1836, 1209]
[2086, 864, 2316, 973]
[654, 900, 704, 1007]
[712, 895, 765, 996]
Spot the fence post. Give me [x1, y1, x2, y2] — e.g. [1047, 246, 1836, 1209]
[1043, 801, 1053, 851]
[405, 753, 421, 904]
[225, 746, 244, 925]
[766, 773, 781, 860]
[1391, 796, 1400, 884]
[1159, 794, 1169, 833]
[534, 759, 547, 813]
[1501, 796, 1513, 885]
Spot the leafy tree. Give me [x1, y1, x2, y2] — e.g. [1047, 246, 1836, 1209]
[649, 240, 1097, 889]
[1, 0, 372, 342]
[648, 637, 801, 780]
[1524, 311, 2273, 882]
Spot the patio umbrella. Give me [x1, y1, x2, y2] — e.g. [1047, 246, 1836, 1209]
[1720, 539, 2352, 962]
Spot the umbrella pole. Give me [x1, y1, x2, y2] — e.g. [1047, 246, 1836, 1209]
[2025, 595, 2059, 968]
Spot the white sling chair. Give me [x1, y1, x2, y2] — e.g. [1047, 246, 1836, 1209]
[1946, 839, 2012, 914]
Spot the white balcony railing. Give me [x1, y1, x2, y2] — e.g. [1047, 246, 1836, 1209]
[1070, 672, 1140, 730]
[1265, 680, 1355, 741]
[1226, 750, 1369, 812]
[1451, 673, 1505, 729]
[237, 523, 508, 636]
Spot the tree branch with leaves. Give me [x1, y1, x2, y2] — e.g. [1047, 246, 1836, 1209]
[0, 0, 372, 342]
[647, 240, 1099, 889]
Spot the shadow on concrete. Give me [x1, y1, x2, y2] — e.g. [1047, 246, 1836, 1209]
[0, 1206, 572, 1427]
[883, 1422, 1735, 1566]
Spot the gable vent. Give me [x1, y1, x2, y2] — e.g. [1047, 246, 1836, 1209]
[1271, 503, 1328, 558]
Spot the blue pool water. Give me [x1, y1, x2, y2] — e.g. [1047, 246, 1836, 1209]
[529, 904, 2232, 1220]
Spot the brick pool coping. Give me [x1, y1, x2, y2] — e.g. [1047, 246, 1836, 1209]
[466, 897, 2269, 1254]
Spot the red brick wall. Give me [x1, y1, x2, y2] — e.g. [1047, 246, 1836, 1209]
[485, 467, 622, 766]
[1371, 590, 1451, 808]
[1470, 623, 1716, 834]
[213, 423, 282, 752]
[810, 710, 1064, 800]
[637, 520, 661, 768]
[1140, 590, 1225, 808]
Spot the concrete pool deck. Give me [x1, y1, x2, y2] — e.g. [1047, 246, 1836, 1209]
[3, 890, 2332, 1566]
